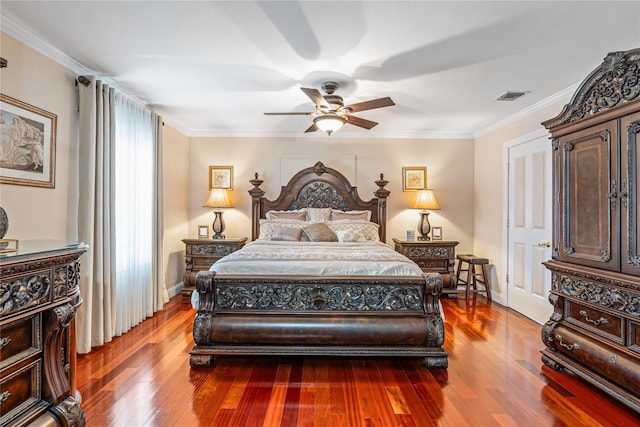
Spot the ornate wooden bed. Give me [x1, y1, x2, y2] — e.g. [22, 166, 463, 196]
[190, 162, 447, 369]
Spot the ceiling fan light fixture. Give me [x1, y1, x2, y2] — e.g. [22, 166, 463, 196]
[314, 115, 346, 135]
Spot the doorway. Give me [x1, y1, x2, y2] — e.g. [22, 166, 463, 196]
[506, 131, 553, 324]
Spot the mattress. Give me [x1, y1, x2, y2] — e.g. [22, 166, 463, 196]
[190, 240, 425, 309]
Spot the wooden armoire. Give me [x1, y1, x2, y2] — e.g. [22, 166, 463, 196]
[541, 48, 640, 413]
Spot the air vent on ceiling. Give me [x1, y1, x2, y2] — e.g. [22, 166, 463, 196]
[496, 91, 529, 101]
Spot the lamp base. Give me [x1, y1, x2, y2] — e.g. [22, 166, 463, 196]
[417, 211, 431, 241]
[212, 210, 226, 240]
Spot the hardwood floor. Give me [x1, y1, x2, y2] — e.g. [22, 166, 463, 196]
[77, 295, 639, 426]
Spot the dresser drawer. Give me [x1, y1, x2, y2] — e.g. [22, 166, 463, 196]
[565, 300, 624, 345]
[549, 324, 640, 396]
[0, 315, 41, 370]
[630, 320, 640, 354]
[0, 360, 45, 427]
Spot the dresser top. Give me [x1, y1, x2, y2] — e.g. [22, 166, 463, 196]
[0, 239, 88, 264]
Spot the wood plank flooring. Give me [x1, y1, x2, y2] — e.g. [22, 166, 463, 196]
[76, 295, 639, 426]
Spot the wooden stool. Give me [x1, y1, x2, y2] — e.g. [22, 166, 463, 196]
[455, 254, 491, 302]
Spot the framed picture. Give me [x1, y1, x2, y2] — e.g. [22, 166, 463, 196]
[402, 167, 426, 191]
[209, 165, 233, 190]
[0, 94, 57, 188]
[198, 225, 210, 239]
[432, 226, 443, 241]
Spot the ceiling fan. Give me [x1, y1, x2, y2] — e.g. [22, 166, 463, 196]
[264, 81, 395, 135]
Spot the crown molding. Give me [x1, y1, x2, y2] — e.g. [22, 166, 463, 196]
[1, 13, 93, 76]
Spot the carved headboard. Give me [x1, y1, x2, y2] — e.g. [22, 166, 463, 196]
[248, 161, 390, 241]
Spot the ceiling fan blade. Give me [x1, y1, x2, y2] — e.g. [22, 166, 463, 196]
[300, 87, 329, 108]
[264, 112, 314, 115]
[345, 97, 395, 113]
[346, 115, 378, 129]
[304, 123, 318, 133]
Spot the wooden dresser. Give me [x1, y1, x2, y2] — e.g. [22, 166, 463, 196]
[0, 240, 87, 427]
[181, 237, 247, 296]
[541, 48, 640, 413]
[392, 238, 459, 296]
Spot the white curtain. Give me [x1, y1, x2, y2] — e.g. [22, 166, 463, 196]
[77, 77, 167, 354]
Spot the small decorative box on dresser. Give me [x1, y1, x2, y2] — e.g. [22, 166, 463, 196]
[541, 48, 640, 413]
[182, 237, 247, 296]
[392, 238, 459, 296]
[0, 240, 87, 427]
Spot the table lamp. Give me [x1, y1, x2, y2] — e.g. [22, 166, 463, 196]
[412, 189, 440, 241]
[204, 188, 232, 239]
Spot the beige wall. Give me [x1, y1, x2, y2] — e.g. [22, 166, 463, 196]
[473, 98, 570, 304]
[0, 33, 79, 241]
[187, 137, 476, 256]
[162, 126, 190, 296]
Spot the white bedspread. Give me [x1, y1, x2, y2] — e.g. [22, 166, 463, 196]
[190, 240, 426, 309]
[210, 240, 424, 276]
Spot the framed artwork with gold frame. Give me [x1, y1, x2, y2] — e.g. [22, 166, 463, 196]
[0, 94, 57, 188]
[402, 167, 426, 191]
[209, 165, 233, 189]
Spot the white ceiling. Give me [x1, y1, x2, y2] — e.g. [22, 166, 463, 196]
[2, 1, 639, 139]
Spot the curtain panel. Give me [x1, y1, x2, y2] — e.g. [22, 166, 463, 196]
[77, 77, 167, 354]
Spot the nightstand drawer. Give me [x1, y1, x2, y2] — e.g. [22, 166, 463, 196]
[1, 314, 41, 370]
[412, 258, 449, 271]
[193, 257, 223, 270]
[392, 239, 459, 294]
[182, 238, 248, 294]
[565, 300, 624, 345]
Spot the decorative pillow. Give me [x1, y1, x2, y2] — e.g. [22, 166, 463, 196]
[331, 210, 371, 221]
[302, 222, 338, 242]
[307, 207, 332, 223]
[265, 209, 308, 221]
[327, 221, 380, 241]
[258, 219, 307, 240]
[336, 229, 367, 242]
[273, 226, 303, 241]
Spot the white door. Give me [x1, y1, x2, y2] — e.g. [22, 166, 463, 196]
[507, 135, 553, 324]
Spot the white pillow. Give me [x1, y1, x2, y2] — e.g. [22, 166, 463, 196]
[336, 229, 367, 242]
[307, 207, 332, 223]
[330, 209, 372, 222]
[327, 221, 380, 241]
[265, 208, 308, 221]
[258, 219, 307, 240]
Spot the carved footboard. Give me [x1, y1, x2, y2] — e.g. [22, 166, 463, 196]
[190, 271, 447, 369]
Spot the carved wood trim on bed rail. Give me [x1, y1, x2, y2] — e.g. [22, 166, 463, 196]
[249, 161, 390, 241]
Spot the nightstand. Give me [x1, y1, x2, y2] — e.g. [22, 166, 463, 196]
[392, 238, 459, 296]
[182, 237, 248, 296]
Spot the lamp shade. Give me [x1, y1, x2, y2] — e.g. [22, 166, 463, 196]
[314, 115, 345, 134]
[204, 188, 232, 208]
[412, 189, 440, 210]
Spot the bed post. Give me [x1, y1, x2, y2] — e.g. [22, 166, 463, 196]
[249, 173, 265, 241]
[375, 173, 390, 242]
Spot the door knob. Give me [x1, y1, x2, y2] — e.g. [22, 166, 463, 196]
[537, 241, 551, 247]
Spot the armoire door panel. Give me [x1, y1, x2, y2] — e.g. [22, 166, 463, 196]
[559, 121, 619, 270]
[621, 111, 640, 275]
